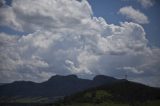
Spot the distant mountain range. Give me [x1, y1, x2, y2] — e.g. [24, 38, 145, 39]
[0, 74, 160, 105]
[0, 75, 117, 98]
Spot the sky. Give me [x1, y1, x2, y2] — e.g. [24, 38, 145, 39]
[0, 0, 160, 87]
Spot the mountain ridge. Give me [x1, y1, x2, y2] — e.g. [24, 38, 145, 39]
[0, 74, 159, 104]
[0, 75, 118, 97]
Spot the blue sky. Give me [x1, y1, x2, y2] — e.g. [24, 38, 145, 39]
[0, 0, 160, 87]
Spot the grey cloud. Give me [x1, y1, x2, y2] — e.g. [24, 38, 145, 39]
[137, 0, 155, 8]
[0, 0, 5, 7]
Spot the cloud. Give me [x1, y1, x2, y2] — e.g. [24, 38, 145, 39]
[0, 0, 5, 7]
[0, 0, 93, 32]
[122, 0, 155, 8]
[0, 0, 159, 87]
[120, 67, 144, 74]
[119, 6, 149, 24]
[137, 0, 155, 8]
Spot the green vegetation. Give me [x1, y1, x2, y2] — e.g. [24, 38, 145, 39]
[54, 101, 160, 106]
[53, 89, 160, 106]
[0, 79, 159, 106]
[54, 102, 130, 106]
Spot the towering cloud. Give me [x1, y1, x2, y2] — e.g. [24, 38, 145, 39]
[0, 0, 159, 87]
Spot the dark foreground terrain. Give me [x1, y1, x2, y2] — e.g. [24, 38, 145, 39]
[54, 80, 160, 106]
[0, 75, 160, 106]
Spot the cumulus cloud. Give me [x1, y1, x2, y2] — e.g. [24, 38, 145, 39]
[0, 0, 93, 32]
[119, 6, 149, 24]
[137, 0, 155, 8]
[0, 0, 159, 87]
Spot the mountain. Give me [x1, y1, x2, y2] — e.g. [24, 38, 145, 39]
[0, 74, 118, 103]
[1, 74, 160, 105]
[92, 75, 117, 87]
[0, 83, 7, 86]
[54, 80, 160, 106]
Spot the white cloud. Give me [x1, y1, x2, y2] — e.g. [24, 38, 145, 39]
[119, 6, 149, 24]
[0, 0, 159, 87]
[0, 0, 93, 32]
[0, 6, 22, 30]
[121, 67, 144, 74]
[137, 0, 154, 8]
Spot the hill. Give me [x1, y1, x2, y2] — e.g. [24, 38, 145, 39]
[0, 74, 117, 103]
[54, 80, 160, 106]
[0, 74, 160, 106]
